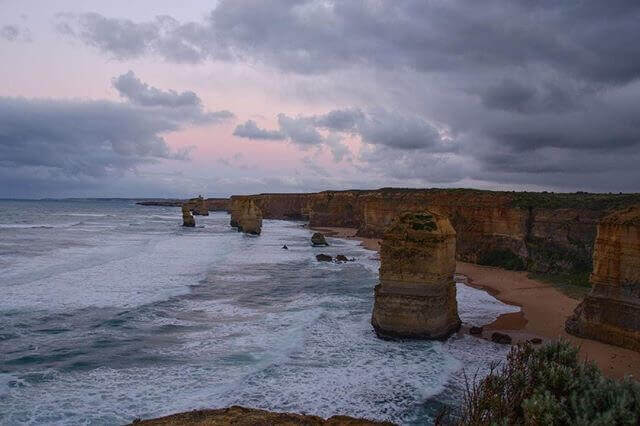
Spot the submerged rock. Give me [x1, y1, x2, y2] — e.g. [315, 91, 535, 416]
[311, 232, 329, 246]
[316, 254, 333, 262]
[181, 205, 195, 227]
[371, 211, 461, 340]
[566, 205, 640, 351]
[491, 332, 512, 344]
[469, 326, 483, 335]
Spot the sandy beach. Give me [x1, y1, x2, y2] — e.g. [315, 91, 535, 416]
[313, 226, 640, 379]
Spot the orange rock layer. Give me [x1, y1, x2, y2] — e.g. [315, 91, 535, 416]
[227, 189, 640, 276]
[566, 206, 640, 351]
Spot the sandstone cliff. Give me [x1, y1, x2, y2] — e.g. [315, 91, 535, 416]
[371, 211, 461, 339]
[566, 205, 640, 351]
[227, 189, 640, 281]
[229, 197, 263, 235]
[183, 196, 209, 216]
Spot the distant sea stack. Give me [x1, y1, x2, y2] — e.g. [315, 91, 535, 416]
[371, 212, 461, 339]
[566, 206, 640, 351]
[182, 205, 195, 227]
[230, 197, 263, 235]
[184, 196, 209, 216]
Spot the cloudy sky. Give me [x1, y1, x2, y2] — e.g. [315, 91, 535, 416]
[2, 0, 640, 198]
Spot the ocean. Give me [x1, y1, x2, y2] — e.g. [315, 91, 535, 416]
[0, 199, 519, 425]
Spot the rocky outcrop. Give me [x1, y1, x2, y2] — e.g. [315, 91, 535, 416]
[566, 206, 640, 351]
[182, 205, 195, 227]
[130, 405, 393, 425]
[311, 232, 329, 246]
[371, 212, 461, 339]
[316, 254, 332, 262]
[184, 196, 209, 216]
[224, 189, 640, 279]
[229, 197, 263, 235]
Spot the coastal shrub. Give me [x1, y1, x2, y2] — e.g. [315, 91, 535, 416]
[478, 249, 526, 271]
[451, 341, 640, 425]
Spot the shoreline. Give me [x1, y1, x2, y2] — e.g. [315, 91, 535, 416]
[312, 226, 640, 379]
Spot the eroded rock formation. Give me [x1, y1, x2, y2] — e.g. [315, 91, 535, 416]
[566, 206, 640, 351]
[222, 189, 640, 280]
[184, 196, 209, 216]
[229, 197, 263, 235]
[129, 405, 392, 425]
[371, 212, 461, 339]
[182, 205, 195, 227]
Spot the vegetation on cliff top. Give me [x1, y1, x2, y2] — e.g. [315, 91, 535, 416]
[509, 191, 640, 211]
[443, 341, 640, 425]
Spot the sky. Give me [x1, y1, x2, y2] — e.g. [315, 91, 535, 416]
[1, 0, 640, 198]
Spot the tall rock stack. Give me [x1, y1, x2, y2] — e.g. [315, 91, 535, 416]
[371, 212, 461, 339]
[182, 205, 195, 227]
[230, 198, 263, 235]
[566, 206, 640, 351]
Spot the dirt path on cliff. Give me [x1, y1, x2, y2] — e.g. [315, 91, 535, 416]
[312, 226, 640, 380]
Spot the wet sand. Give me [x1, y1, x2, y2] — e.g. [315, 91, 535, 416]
[313, 226, 640, 379]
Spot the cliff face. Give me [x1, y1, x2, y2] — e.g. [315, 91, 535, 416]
[566, 206, 640, 351]
[227, 189, 640, 278]
[371, 211, 460, 339]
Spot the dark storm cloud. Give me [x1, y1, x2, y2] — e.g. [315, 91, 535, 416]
[0, 74, 233, 196]
[57, 1, 640, 190]
[235, 108, 453, 153]
[233, 120, 285, 140]
[58, 1, 640, 84]
[112, 71, 233, 122]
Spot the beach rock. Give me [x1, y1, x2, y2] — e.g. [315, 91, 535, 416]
[566, 205, 640, 352]
[311, 232, 329, 246]
[229, 198, 263, 235]
[316, 254, 332, 262]
[529, 337, 542, 344]
[469, 326, 483, 335]
[336, 254, 349, 262]
[371, 211, 461, 340]
[491, 332, 512, 344]
[129, 405, 392, 425]
[181, 205, 195, 227]
[282, 244, 288, 250]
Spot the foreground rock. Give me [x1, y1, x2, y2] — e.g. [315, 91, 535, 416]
[230, 198, 263, 235]
[182, 205, 195, 227]
[566, 205, 640, 351]
[311, 232, 329, 246]
[371, 212, 461, 339]
[129, 405, 393, 425]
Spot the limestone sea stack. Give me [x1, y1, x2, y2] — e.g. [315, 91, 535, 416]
[371, 211, 461, 339]
[230, 198, 263, 235]
[566, 205, 640, 351]
[182, 205, 195, 227]
[185, 195, 209, 216]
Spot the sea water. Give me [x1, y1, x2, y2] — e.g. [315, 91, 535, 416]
[0, 199, 519, 425]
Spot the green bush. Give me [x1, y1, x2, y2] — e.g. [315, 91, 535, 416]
[478, 249, 526, 271]
[449, 341, 640, 425]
